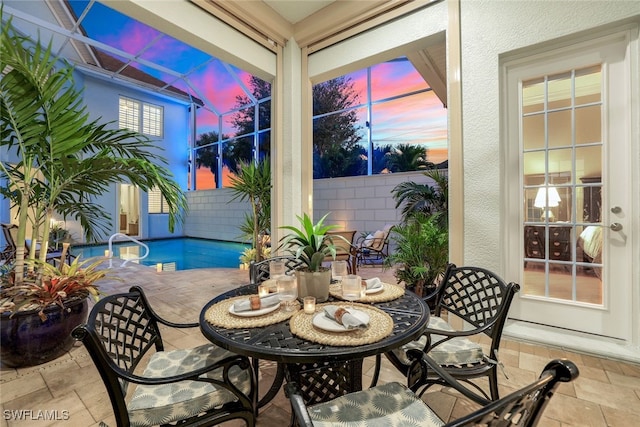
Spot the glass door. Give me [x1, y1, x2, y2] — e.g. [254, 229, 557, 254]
[505, 29, 635, 341]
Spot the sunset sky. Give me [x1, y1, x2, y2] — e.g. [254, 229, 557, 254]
[69, 0, 447, 166]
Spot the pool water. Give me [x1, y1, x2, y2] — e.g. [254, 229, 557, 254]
[72, 238, 249, 271]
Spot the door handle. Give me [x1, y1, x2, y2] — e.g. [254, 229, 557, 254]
[610, 206, 621, 214]
[610, 222, 623, 232]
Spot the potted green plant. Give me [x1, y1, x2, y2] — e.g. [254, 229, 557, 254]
[0, 257, 114, 367]
[278, 213, 344, 302]
[0, 13, 187, 367]
[385, 213, 449, 299]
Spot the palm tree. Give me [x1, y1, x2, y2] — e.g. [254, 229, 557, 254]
[228, 158, 271, 262]
[0, 14, 187, 281]
[391, 169, 448, 226]
[385, 144, 434, 172]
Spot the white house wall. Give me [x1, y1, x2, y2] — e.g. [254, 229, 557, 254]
[460, 1, 639, 272]
[78, 72, 189, 243]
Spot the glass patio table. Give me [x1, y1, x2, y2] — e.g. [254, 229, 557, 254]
[199, 282, 430, 409]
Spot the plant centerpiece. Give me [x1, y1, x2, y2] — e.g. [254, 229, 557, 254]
[278, 213, 344, 302]
[0, 13, 187, 367]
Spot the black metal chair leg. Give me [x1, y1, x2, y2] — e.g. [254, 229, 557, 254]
[257, 362, 286, 408]
[369, 354, 382, 388]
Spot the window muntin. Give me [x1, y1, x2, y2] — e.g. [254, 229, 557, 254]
[312, 56, 448, 178]
[522, 65, 603, 304]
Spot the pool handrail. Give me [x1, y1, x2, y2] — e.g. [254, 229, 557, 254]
[107, 233, 150, 268]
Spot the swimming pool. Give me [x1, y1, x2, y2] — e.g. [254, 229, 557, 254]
[72, 238, 249, 271]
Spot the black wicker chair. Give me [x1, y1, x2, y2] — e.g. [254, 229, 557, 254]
[386, 263, 520, 400]
[286, 353, 579, 427]
[72, 286, 256, 427]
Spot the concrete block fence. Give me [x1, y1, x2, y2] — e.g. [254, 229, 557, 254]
[184, 170, 442, 246]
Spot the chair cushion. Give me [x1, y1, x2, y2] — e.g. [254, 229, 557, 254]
[362, 233, 376, 247]
[128, 344, 251, 427]
[307, 381, 444, 427]
[392, 316, 485, 366]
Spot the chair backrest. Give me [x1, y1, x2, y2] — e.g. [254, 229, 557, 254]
[361, 224, 393, 251]
[435, 264, 520, 353]
[1, 223, 18, 261]
[71, 286, 164, 422]
[249, 255, 305, 284]
[325, 230, 356, 256]
[445, 359, 579, 427]
[1, 223, 17, 249]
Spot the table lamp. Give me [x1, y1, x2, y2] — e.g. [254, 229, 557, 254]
[534, 186, 561, 221]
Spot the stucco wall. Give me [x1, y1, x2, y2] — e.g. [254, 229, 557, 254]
[460, 0, 640, 273]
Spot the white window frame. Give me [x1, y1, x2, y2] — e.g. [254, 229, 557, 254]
[148, 187, 169, 214]
[119, 96, 163, 137]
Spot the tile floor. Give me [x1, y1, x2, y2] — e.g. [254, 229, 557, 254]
[1, 261, 639, 426]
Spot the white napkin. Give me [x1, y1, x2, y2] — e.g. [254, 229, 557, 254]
[323, 305, 368, 329]
[363, 278, 383, 291]
[233, 294, 280, 312]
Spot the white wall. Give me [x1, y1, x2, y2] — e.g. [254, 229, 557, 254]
[77, 72, 190, 242]
[184, 189, 249, 242]
[459, 0, 640, 273]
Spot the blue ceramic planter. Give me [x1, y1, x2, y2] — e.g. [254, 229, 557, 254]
[0, 297, 88, 368]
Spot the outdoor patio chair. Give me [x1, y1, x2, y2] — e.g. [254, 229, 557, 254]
[355, 224, 393, 267]
[249, 255, 305, 284]
[385, 263, 520, 400]
[286, 353, 579, 427]
[1, 223, 73, 266]
[324, 230, 357, 273]
[72, 285, 257, 427]
[1, 224, 17, 263]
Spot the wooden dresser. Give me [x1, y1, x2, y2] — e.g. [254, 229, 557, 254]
[524, 225, 572, 261]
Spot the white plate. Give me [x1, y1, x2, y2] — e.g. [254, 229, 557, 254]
[365, 283, 384, 295]
[312, 310, 370, 332]
[229, 302, 281, 317]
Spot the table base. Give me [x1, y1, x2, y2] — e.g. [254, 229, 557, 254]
[284, 359, 363, 406]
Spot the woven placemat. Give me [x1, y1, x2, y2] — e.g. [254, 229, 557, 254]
[329, 282, 405, 303]
[289, 303, 393, 346]
[204, 295, 299, 329]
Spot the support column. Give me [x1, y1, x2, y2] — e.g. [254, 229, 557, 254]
[271, 38, 310, 248]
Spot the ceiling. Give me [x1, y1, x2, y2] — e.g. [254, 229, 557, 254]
[263, 0, 336, 24]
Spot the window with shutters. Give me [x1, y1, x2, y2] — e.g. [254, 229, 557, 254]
[119, 96, 163, 137]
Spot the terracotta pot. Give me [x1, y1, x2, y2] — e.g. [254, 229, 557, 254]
[0, 296, 88, 368]
[295, 269, 332, 303]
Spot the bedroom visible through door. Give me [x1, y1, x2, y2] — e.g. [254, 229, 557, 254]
[504, 26, 637, 343]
